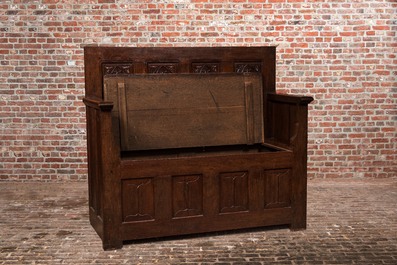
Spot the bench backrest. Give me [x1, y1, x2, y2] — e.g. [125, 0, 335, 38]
[104, 73, 264, 151]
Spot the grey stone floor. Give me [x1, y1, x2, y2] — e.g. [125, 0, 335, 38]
[0, 179, 396, 264]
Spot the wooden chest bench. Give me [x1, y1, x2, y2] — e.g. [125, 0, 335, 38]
[83, 46, 313, 250]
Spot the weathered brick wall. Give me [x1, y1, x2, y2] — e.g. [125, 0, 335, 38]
[0, 0, 396, 181]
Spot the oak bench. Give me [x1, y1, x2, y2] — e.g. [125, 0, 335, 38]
[83, 46, 313, 250]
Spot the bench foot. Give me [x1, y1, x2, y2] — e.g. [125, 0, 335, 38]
[103, 240, 123, 251]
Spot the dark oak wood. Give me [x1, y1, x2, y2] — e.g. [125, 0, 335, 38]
[83, 46, 313, 250]
[104, 73, 263, 151]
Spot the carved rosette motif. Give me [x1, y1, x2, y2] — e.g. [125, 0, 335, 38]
[147, 63, 178, 73]
[235, 62, 262, 73]
[192, 63, 220, 73]
[103, 63, 133, 75]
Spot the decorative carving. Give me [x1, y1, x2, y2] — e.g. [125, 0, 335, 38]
[122, 178, 154, 222]
[172, 175, 203, 218]
[103, 63, 132, 75]
[192, 63, 219, 73]
[219, 171, 248, 213]
[235, 62, 261, 73]
[264, 169, 291, 209]
[147, 63, 178, 73]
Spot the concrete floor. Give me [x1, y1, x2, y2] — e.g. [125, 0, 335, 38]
[0, 179, 396, 264]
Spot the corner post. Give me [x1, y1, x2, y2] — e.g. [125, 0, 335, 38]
[289, 97, 313, 230]
[98, 104, 123, 250]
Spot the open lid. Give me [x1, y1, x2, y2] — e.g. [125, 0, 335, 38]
[104, 73, 264, 151]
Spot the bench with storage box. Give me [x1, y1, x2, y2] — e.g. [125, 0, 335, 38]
[83, 46, 313, 250]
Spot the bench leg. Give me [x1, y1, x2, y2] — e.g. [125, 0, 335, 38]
[290, 218, 306, 230]
[102, 239, 123, 250]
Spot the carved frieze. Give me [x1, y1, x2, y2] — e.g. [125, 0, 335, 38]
[192, 63, 220, 73]
[103, 63, 133, 75]
[235, 62, 262, 73]
[147, 63, 178, 73]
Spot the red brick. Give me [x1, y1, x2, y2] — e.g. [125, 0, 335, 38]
[0, 1, 395, 181]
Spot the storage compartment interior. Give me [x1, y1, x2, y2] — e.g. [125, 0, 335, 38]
[120, 143, 281, 159]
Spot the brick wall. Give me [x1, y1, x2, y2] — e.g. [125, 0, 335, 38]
[0, 0, 396, 181]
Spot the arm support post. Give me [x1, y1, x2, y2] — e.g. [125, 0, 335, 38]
[265, 93, 313, 229]
[83, 98, 123, 250]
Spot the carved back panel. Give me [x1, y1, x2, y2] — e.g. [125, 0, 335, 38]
[84, 46, 276, 99]
[84, 46, 276, 152]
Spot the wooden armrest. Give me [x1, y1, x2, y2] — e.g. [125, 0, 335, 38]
[265, 93, 313, 148]
[267, 93, 313, 105]
[83, 97, 114, 111]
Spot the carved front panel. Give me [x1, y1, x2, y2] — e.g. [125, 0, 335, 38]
[122, 178, 155, 222]
[172, 175, 203, 218]
[263, 169, 291, 209]
[219, 171, 249, 214]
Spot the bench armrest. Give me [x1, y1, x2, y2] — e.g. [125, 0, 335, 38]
[265, 93, 313, 149]
[83, 97, 114, 111]
[267, 93, 313, 106]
